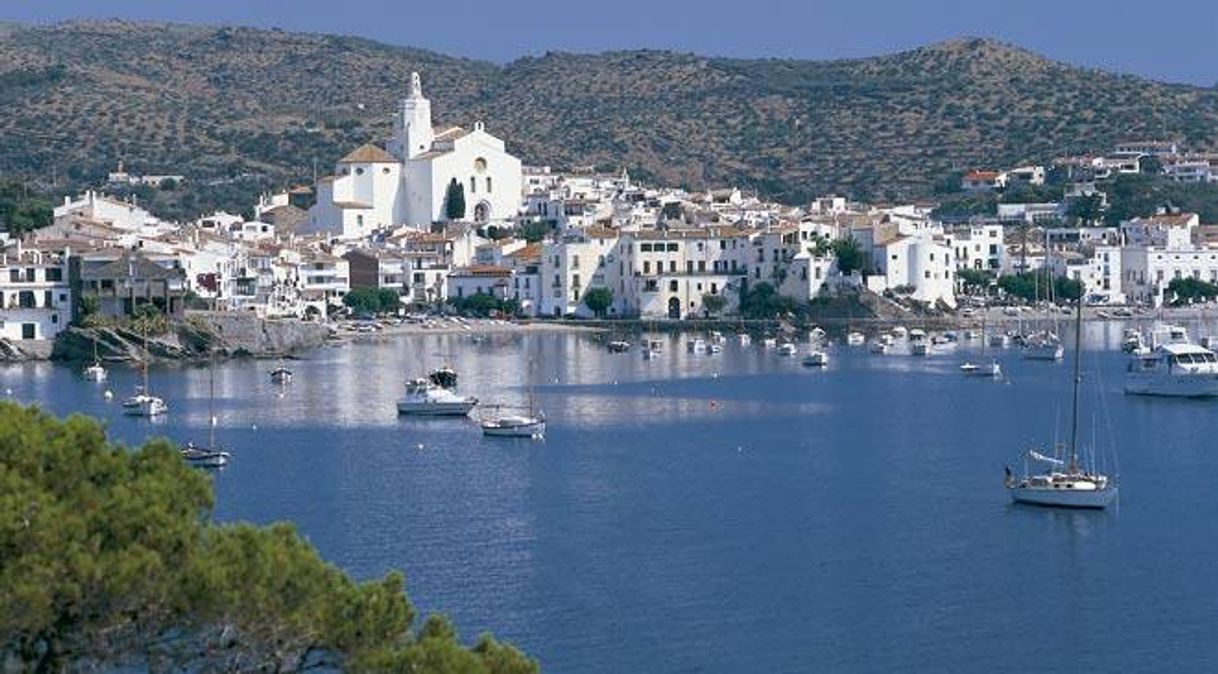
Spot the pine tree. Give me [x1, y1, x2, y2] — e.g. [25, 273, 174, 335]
[444, 178, 466, 221]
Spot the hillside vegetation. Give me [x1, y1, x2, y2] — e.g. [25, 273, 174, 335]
[2, 20, 1217, 215]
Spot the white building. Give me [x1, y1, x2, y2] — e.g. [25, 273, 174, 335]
[0, 244, 72, 341]
[306, 73, 522, 238]
[867, 232, 956, 307]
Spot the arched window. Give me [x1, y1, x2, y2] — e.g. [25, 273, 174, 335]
[355, 167, 364, 175]
[470, 177, 476, 194]
[474, 157, 487, 173]
[486, 176, 492, 193]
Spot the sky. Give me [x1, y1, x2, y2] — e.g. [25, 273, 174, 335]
[3, 0, 1217, 86]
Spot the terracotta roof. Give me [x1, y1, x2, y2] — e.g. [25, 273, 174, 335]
[505, 242, 542, 260]
[1144, 213, 1197, 227]
[338, 144, 398, 164]
[432, 126, 469, 141]
[964, 171, 1001, 181]
[333, 201, 372, 209]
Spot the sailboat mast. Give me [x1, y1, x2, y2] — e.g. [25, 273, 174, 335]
[1068, 289, 1084, 473]
[142, 329, 150, 392]
[208, 351, 216, 448]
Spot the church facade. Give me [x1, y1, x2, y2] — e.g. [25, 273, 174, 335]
[306, 73, 523, 239]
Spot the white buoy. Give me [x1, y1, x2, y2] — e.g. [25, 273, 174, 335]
[4, 388, 11, 396]
[416, 443, 425, 451]
[251, 424, 257, 431]
[103, 389, 114, 400]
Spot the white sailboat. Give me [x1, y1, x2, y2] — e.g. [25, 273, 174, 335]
[482, 360, 545, 438]
[181, 352, 230, 468]
[121, 330, 167, 417]
[83, 336, 107, 382]
[1006, 298, 1117, 509]
[802, 350, 829, 367]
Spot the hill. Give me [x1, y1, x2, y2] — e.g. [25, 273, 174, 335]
[2, 20, 1217, 216]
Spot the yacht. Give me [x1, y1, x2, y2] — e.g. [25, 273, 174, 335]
[737, 333, 752, 346]
[891, 326, 908, 340]
[181, 442, 230, 468]
[802, 350, 829, 367]
[1125, 325, 1218, 397]
[708, 342, 723, 354]
[1022, 330, 1064, 361]
[869, 338, 890, 355]
[396, 378, 478, 416]
[762, 337, 778, 349]
[687, 338, 707, 354]
[709, 330, 726, 345]
[776, 342, 798, 357]
[641, 338, 662, 360]
[1006, 298, 1117, 509]
[846, 331, 866, 346]
[988, 332, 1011, 348]
[908, 329, 929, 356]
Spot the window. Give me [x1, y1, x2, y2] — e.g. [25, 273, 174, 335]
[669, 280, 678, 292]
[382, 167, 390, 174]
[355, 167, 364, 175]
[572, 255, 580, 269]
[46, 268, 62, 282]
[643, 261, 650, 274]
[720, 240, 726, 250]
[474, 157, 487, 173]
[573, 274, 581, 289]
[486, 177, 492, 193]
[669, 261, 676, 273]
[356, 214, 363, 227]
[470, 177, 476, 194]
[641, 243, 653, 252]
[686, 261, 694, 273]
[667, 243, 678, 252]
[697, 261, 706, 272]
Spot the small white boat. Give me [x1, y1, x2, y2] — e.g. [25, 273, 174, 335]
[762, 337, 778, 349]
[687, 338, 707, 354]
[1125, 325, 1218, 397]
[641, 338, 662, 360]
[122, 392, 168, 417]
[776, 342, 798, 357]
[891, 326, 908, 339]
[737, 333, 752, 346]
[808, 327, 826, 342]
[397, 378, 478, 416]
[83, 361, 107, 382]
[909, 329, 929, 356]
[709, 331, 726, 344]
[481, 413, 546, 438]
[270, 367, 294, 385]
[607, 340, 631, 353]
[709, 342, 723, 354]
[960, 361, 1002, 378]
[869, 340, 890, 355]
[846, 331, 866, 346]
[180, 442, 230, 468]
[802, 350, 829, 367]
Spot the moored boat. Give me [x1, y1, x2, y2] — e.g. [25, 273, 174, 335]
[1125, 325, 1218, 397]
[397, 378, 478, 416]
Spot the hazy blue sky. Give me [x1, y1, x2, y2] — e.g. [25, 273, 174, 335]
[4, 0, 1217, 85]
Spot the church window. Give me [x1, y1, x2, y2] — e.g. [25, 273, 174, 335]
[355, 167, 364, 175]
[356, 215, 364, 227]
[486, 177, 492, 193]
[474, 158, 488, 173]
[382, 167, 390, 174]
[470, 177, 476, 194]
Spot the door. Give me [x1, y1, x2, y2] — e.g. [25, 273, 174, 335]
[21, 323, 35, 339]
[667, 297, 681, 319]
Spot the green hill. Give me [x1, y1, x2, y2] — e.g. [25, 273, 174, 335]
[2, 20, 1217, 215]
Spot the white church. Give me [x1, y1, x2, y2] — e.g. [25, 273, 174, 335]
[305, 72, 523, 238]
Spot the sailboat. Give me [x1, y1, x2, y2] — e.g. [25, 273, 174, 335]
[181, 351, 230, 468]
[1006, 296, 1117, 508]
[962, 313, 1002, 378]
[121, 329, 167, 417]
[83, 335, 107, 382]
[481, 359, 545, 438]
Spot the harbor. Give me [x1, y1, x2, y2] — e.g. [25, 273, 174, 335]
[5, 321, 1218, 671]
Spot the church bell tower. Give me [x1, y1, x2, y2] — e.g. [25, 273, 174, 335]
[390, 72, 434, 160]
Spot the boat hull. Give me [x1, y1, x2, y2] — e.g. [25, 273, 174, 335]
[122, 398, 167, 417]
[482, 420, 546, 437]
[1125, 373, 1218, 398]
[1023, 345, 1064, 361]
[397, 400, 477, 416]
[1011, 485, 1118, 509]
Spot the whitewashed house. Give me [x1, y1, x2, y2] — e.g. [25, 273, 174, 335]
[0, 244, 72, 341]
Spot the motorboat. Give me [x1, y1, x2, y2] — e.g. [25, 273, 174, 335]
[180, 442, 230, 468]
[481, 412, 546, 438]
[988, 333, 1011, 348]
[1121, 329, 1147, 355]
[1022, 331, 1064, 361]
[802, 350, 829, 367]
[808, 326, 827, 343]
[428, 365, 458, 388]
[846, 331, 866, 346]
[687, 338, 707, 354]
[960, 360, 1002, 378]
[869, 339, 890, 355]
[776, 342, 798, 357]
[709, 342, 723, 354]
[270, 366, 294, 385]
[709, 330, 726, 345]
[762, 337, 778, 349]
[641, 338, 662, 360]
[891, 326, 908, 339]
[608, 340, 631, 353]
[737, 333, 752, 346]
[909, 329, 929, 356]
[1125, 325, 1218, 397]
[396, 378, 478, 416]
[1006, 298, 1117, 509]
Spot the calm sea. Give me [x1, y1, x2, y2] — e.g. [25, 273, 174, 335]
[7, 321, 1218, 672]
